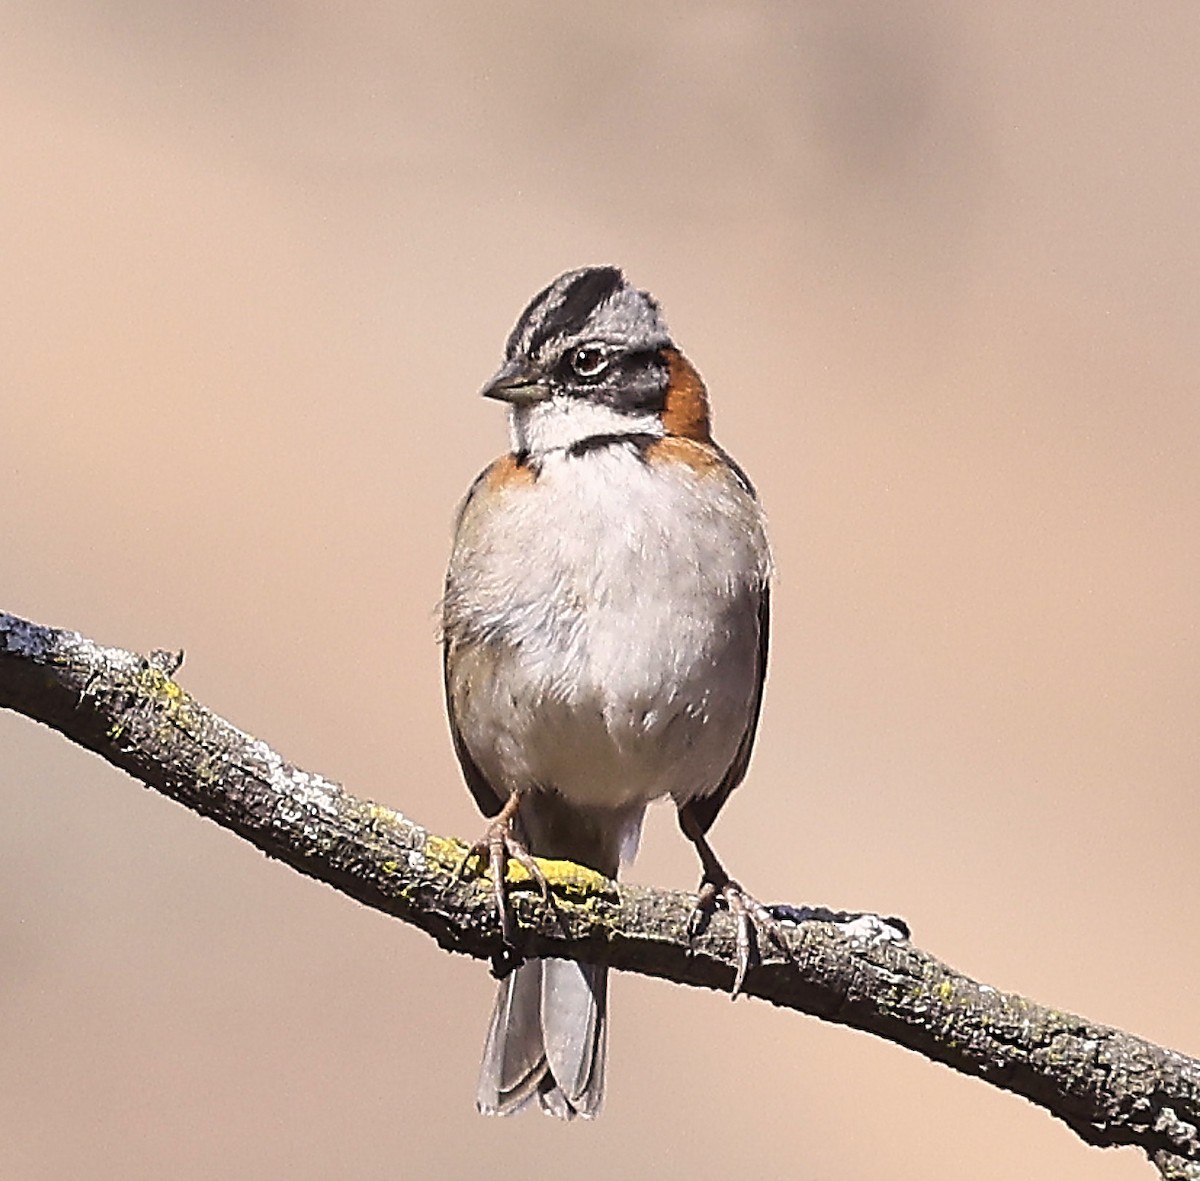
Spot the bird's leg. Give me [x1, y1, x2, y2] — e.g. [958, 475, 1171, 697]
[458, 789, 552, 945]
[678, 803, 795, 999]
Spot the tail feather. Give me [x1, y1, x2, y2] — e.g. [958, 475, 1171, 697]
[476, 960, 548, 1116]
[541, 958, 607, 1112]
[477, 958, 607, 1120]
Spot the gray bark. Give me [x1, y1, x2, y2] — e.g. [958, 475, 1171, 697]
[1, 608, 1196, 1177]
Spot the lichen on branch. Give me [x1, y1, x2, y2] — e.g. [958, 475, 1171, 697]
[1, 608, 1197, 1178]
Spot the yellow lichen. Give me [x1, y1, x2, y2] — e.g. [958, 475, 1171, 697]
[367, 803, 402, 827]
[425, 834, 469, 872]
[430, 832, 615, 906]
[534, 857, 611, 902]
[131, 665, 201, 736]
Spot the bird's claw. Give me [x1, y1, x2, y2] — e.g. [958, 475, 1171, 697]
[457, 811, 552, 945]
[689, 876, 795, 999]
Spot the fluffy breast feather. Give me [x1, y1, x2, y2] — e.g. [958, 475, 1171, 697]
[444, 441, 770, 810]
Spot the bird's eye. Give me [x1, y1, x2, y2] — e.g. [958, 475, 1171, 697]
[570, 345, 609, 379]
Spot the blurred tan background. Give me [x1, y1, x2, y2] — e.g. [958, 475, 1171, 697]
[2, 3, 1198, 1178]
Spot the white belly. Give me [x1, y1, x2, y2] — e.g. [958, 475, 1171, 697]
[445, 445, 770, 812]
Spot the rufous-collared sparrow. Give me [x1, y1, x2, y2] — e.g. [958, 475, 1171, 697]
[443, 266, 774, 1119]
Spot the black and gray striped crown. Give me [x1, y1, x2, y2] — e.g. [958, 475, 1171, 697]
[504, 266, 672, 362]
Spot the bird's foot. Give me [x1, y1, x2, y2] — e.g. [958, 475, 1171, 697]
[457, 795, 551, 945]
[688, 873, 796, 999]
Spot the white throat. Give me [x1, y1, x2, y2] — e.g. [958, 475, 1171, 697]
[510, 396, 663, 456]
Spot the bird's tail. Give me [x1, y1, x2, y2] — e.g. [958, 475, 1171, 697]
[476, 956, 608, 1119]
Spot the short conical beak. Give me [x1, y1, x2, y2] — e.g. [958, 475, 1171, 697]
[480, 359, 552, 405]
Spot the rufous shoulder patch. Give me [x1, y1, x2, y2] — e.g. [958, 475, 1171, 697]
[661, 348, 713, 442]
[484, 452, 536, 490]
[645, 434, 723, 474]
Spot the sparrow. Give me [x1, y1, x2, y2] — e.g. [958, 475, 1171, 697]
[442, 265, 775, 1120]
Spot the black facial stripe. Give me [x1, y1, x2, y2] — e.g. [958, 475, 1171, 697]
[566, 432, 659, 459]
[549, 347, 667, 413]
[527, 267, 624, 355]
[616, 348, 665, 399]
[599, 349, 669, 415]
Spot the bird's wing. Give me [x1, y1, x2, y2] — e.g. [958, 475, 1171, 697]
[441, 459, 515, 819]
[443, 637, 505, 819]
[679, 584, 770, 835]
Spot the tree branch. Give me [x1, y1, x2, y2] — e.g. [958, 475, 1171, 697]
[1, 608, 1196, 1176]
